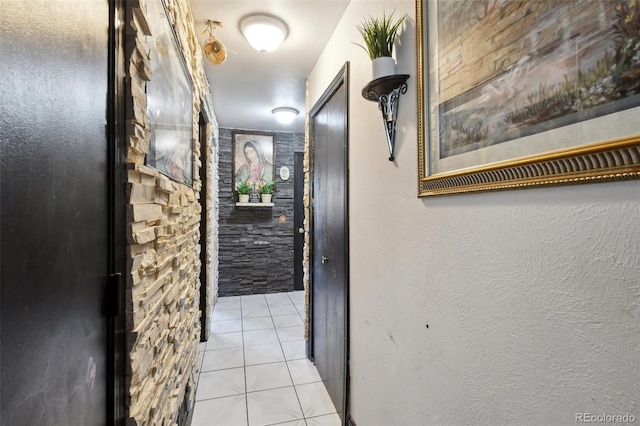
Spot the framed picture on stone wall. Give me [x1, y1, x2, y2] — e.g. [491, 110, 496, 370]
[232, 131, 276, 193]
[145, 0, 194, 187]
[416, 0, 640, 197]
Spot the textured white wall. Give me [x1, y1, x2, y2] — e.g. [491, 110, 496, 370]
[308, 1, 640, 425]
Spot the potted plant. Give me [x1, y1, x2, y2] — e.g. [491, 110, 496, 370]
[236, 179, 252, 203]
[355, 10, 405, 79]
[259, 181, 275, 203]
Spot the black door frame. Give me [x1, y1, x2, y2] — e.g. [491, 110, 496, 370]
[198, 107, 210, 342]
[308, 61, 350, 424]
[293, 151, 305, 291]
[107, 0, 127, 423]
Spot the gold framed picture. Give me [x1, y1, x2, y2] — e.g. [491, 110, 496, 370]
[417, 0, 640, 196]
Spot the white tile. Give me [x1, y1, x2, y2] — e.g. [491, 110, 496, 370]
[306, 413, 342, 426]
[242, 300, 269, 310]
[288, 291, 305, 304]
[296, 381, 337, 418]
[241, 294, 266, 302]
[287, 359, 321, 385]
[242, 316, 274, 331]
[277, 325, 305, 342]
[192, 394, 247, 426]
[295, 304, 306, 316]
[281, 340, 307, 361]
[206, 331, 244, 350]
[210, 319, 243, 333]
[215, 298, 241, 311]
[275, 421, 306, 426]
[202, 347, 245, 371]
[265, 293, 294, 306]
[244, 343, 285, 366]
[268, 304, 299, 316]
[246, 387, 303, 426]
[241, 295, 268, 309]
[211, 308, 242, 321]
[245, 361, 293, 392]
[196, 368, 245, 401]
[273, 314, 304, 328]
[242, 305, 271, 318]
[243, 328, 279, 346]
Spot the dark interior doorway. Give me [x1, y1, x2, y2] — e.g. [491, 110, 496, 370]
[199, 111, 209, 342]
[309, 62, 350, 425]
[293, 151, 305, 291]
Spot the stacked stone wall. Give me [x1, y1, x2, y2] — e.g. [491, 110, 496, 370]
[124, 0, 217, 423]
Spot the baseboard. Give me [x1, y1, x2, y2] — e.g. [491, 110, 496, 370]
[347, 413, 357, 426]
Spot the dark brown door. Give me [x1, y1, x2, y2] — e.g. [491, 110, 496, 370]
[293, 151, 305, 291]
[310, 63, 349, 424]
[199, 111, 209, 341]
[1, 0, 124, 423]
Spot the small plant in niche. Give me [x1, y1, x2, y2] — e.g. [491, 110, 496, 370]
[236, 179, 252, 194]
[236, 179, 252, 202]
[259, 181, 274, 194]
[259, 181, 274, 203]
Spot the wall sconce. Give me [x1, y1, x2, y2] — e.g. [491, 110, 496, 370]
[272, 107, 299, 124]
[240, 14, 288, 52]
[362, 74, 410, 161]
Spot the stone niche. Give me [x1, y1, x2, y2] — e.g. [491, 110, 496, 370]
[217, 128, 305, 296]
[123, 0, 217, 424]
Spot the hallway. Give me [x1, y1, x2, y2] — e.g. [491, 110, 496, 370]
[192, 291, 340, 426]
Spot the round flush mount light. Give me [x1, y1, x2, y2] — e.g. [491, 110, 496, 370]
[240, 14, 288, 52]
[272, 107, 299, 124]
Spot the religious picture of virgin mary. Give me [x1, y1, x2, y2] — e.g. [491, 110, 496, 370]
[145, 0, 194, 186]
[232, 131, 275, 192]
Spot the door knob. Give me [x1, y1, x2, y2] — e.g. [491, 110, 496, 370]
[321, 256, 329, 264]
[298, 227, 304, 234]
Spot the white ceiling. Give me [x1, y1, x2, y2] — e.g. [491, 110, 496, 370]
[189, 1, 351, 133]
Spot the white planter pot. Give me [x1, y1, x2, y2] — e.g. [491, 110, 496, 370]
[238, 194, 249, 203]
[261, 194, 272, 203]
[372, 57, 396, 80]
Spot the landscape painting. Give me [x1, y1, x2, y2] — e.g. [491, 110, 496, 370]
[433, 0, 640, 159]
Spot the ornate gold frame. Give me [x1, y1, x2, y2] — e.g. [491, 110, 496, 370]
[416, 0, 640, 197]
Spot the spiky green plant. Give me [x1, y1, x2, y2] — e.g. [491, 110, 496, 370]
[236, 180, 252, 195]
[259, 181, 274, 194]
[355, 11, 405, 59]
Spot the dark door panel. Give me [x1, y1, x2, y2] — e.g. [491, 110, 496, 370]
[1, 0, 113, 423]
[294, 152, 305, 291]
[310, 63, 349, 424]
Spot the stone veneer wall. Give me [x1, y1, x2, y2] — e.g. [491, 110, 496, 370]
[124, 0, 217, 424]
[218, 128, 305, 296]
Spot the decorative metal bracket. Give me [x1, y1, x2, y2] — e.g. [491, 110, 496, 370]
[362, 74, 410, 161]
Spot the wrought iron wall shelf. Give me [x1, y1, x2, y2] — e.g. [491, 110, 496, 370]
[362, 74, 410, 161]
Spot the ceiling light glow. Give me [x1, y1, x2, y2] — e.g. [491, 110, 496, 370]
[272, 107, 299, 124]
[240, 15, 288, 52]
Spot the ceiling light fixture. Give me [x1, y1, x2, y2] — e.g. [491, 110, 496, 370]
[240, 15, 288, 52]
[272, 107, 299, 124]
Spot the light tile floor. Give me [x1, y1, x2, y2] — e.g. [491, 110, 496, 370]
[192, 291, 341, 426]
